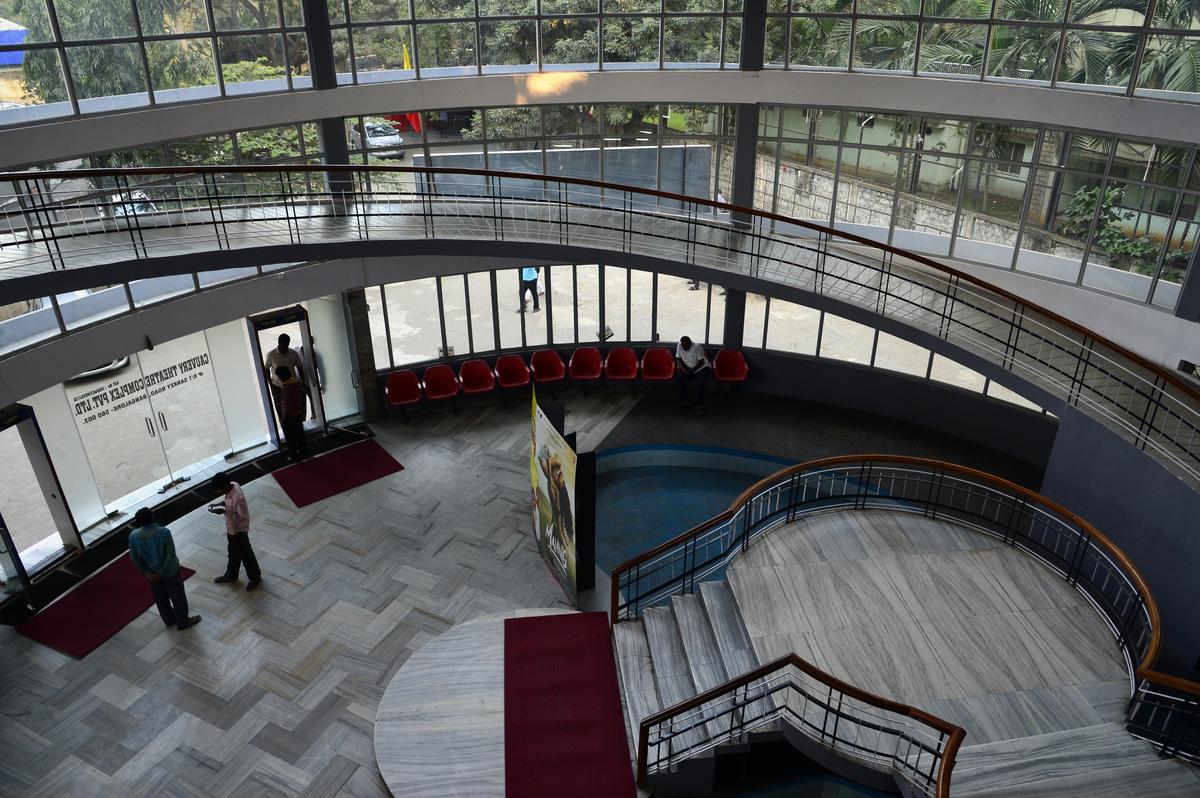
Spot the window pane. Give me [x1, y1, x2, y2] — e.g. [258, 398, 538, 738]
[1055, 30, 1131, 91]
[918, 23, 984, 77]
[1153, 196, 1198, 308]
[550, 265, 575, 344]
[2, 0, 53, 42]
[57, 286, 131, 331]
[497, 268, 524, 348]
[929, 353, 984, 391]
[468, 271, 496, 352]
[706, 285, 725, 345]
[352, 25, 415, 79]
[987, 380, 1041, 411]
[1137, 36, 1200, 96]
[481, 0, 535, 13]
[481, 20, 537, 72]
[987, 26, 1056, 82]
[765, 298, 819, 355]
[790, 17, 846, 68]
[656, 274, 707, 346]
[146, 40, 219, 99]
[415, 0, 474, 18]
[630, 269, 653, 340]
[1016, 169, 1100, 279]
[138, 0, 209, 33]
[214, 0, 281, 30]
[416, 22, 478, 74]
[440, 276, 469, 357]
[524, 268, 548, 347]
[818, 313, 872, 363]
[743, 293, 767, 348]
[664, 16, 722, 66]
[364, 286, 391, 370]
[219, 36, 290, 95]
[604, 266, 628, 341]
[0, 49, 73, 123]
[835, 146, 897, 237]
[954, 157, 1027, 266]
[873, 332, 928, 375]
[577, 264, 602, 342]
[603, 17, 659, 67]
[542, 18, 598, 66]
[57, 1, 136, 38]
[893, 152, 960, 255]
[67, 44, 148, 108]
[853, 20, 917, 72]
[388, 278, 441, 365]
[350, 0, 410, 21]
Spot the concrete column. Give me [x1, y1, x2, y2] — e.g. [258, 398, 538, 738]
[345, 288, 383, 419]
[300, 0, 353, 202]
[723, 289, 747, 349]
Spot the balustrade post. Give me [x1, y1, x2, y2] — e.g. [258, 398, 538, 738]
[202, 173, 228, 249]
[1066, 532, 1090, 586]
[118, 174, 147, 259]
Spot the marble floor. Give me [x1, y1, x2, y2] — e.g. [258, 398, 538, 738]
[0, 392, 637, 798]
[727, 510, 1132, 745]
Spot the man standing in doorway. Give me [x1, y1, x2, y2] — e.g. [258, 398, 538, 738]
[519, 266, 540, 313]
[209, 472, 262, 591]
[129, 507, 201, 630]
[264, 333, 307, 422]
[675, 336, 711, 415]
[275, 366, 310, 461]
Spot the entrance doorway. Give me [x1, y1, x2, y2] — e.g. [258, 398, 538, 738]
[248, 306, 327, 449]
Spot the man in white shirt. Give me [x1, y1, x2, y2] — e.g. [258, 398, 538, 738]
[675, 336, 710, 415]
[209, 472, 262, 591]
[264, 333, 307, 422]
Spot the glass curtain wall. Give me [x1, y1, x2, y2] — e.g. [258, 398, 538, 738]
[365, 264, 728, 371]
[757, 104, 1200, 308]
[763, 0, 1200, 103]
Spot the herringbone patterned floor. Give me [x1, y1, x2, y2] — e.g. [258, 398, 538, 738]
[0, 392, 639, 798]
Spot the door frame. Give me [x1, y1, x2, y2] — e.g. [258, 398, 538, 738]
[247, 306, 328, 448]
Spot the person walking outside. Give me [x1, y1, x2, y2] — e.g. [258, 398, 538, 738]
[275, 365, 310, 461]
[519, 266, 540, 313]
[128, 507, 201, 630]
[209, 472, 262, 591]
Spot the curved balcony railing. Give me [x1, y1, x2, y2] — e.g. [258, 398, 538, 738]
[1, 166, 1199, 491]
[609, 455, 1200, 765]
[637, 651, 965, 798]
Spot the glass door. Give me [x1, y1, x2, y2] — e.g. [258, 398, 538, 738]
[65, 352, 173, 509]
[136, 330, 232, 485]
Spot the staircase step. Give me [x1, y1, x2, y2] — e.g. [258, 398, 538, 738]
[699, 580, 760, 679]
[951, 721, 1160, 792]
[962, 758, 1200, 797]
[613, 620, 661, 750]
[671, 593, 729, 693]
[642, 606, 708, 753]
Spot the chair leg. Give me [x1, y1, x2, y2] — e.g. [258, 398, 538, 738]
[400, 406, 408, 422]
[450, 397, 459, 415]
[582, 381, 590, 398]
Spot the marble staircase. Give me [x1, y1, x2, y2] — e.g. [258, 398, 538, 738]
[612, 573, 1200, 796]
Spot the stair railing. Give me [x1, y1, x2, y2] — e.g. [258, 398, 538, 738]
[1, 165, 1199, 491]
[636, 652, 966, 798]
[611, 454, 1200, 764]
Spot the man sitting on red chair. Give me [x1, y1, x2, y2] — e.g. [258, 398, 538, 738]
[675, 336, 711, 416]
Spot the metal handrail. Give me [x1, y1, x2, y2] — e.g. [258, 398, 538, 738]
[1, 165, 1199, 492]
[636, 652, 967, 798]
[610, 455, 1200, 765]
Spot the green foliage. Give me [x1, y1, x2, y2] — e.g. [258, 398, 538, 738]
[1061, 185, 1168, 275]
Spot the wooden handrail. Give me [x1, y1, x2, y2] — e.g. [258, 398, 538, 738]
[636, 651, 967, 797]
[613, 454, 1199, 707]
[3, 163, 1197, 404]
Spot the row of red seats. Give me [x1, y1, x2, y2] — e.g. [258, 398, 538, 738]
[385, 347, 749, 412]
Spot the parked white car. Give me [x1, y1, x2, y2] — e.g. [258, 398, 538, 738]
[350, 123, 406, 158]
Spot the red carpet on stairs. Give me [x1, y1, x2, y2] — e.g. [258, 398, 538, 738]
[18, 554, 195, 659]
[505, 612, 636, 798]
[273, 439, 404, 508]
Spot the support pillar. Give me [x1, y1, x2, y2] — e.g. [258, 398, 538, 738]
[723, 289, 747, 349]
[345, 288, 383, 420]
[300, 0, 353, 203]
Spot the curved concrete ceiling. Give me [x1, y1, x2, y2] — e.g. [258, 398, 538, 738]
[3, 70, 1199, 169]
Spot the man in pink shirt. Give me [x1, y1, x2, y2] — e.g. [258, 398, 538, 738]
[208, 472, 262, 591]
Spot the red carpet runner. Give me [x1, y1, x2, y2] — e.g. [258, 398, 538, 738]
[505, 612, 636, 798]
[273, 439, 404, 508]
[19, 554, 195, 659]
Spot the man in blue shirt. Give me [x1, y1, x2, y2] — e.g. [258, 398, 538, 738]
[519, 266, 540, 313]
[128, 507, 200, 631]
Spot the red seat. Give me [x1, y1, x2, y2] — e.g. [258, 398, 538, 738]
[422, 364, 460, 401]
[385, 370, 421, 413]
[494, 354, 531, 390]
[569, 347, 602, 381]
[713, 349, 749, 383]
[604, 347, 638, 381]
[530, 350, 566, 385]
[640, 347, 676, 381]
[458, 359, 495, 395]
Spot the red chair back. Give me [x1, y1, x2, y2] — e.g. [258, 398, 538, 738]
[713, 349, 749, 382]
[458, 359, 496, 394]
[385, 370, 421, 406]
[569, 347, 603, 380]
[495, 354, 531, 389]
[422, 364, 460, 400]
[604, 347, 638, 380]
[530, 349, 566, 383]
[640, 347, 676, 381]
